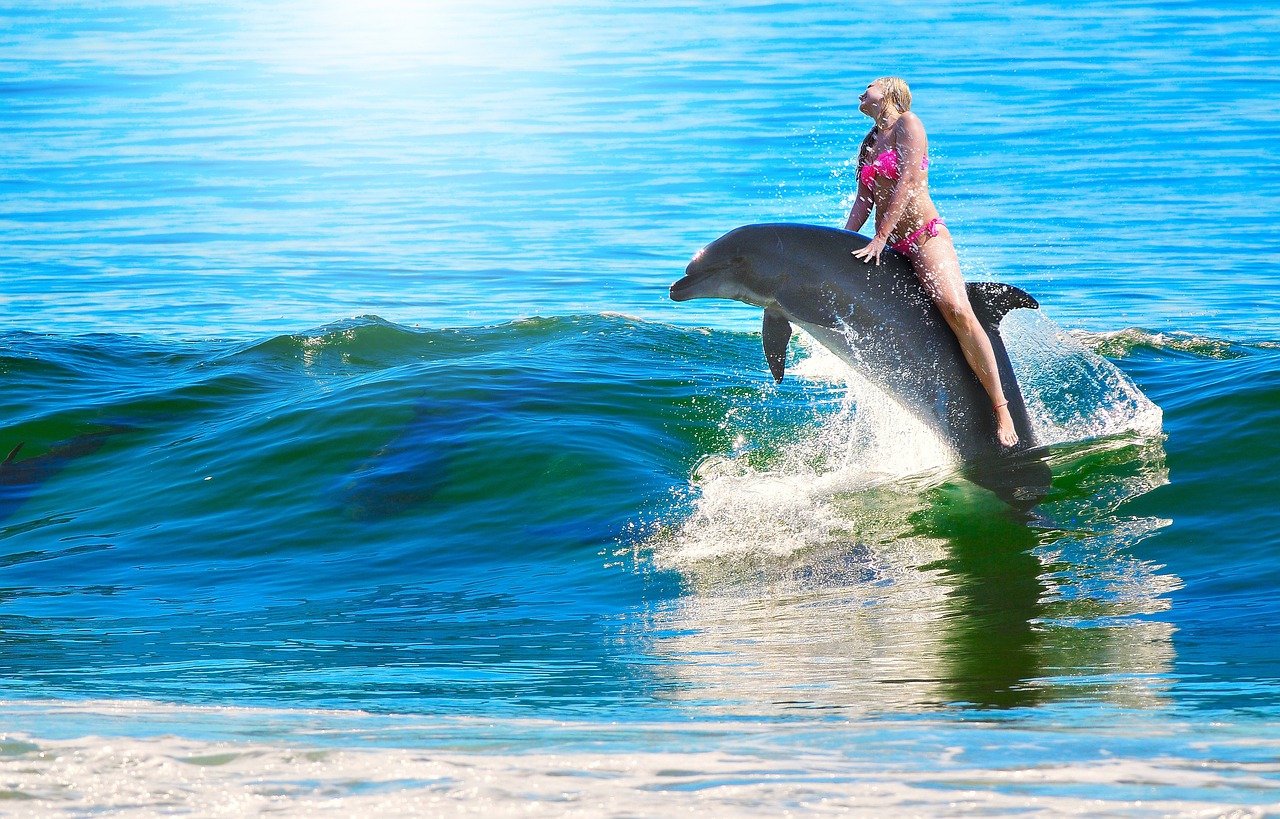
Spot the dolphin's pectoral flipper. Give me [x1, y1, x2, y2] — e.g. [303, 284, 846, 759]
[762, 307, 793, 384]
[966, 283, 1039, 331]
[3, 443, 24, 465]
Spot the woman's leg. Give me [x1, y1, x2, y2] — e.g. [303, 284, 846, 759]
[909, 226, 1018, 447]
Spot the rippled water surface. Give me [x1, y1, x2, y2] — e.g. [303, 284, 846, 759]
[2, 0, 1280, 815]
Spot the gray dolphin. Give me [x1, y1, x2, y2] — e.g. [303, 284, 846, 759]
[670, 223, 1050, 504]
[0, 427, 125, 525]
[336, 403, 457, 521]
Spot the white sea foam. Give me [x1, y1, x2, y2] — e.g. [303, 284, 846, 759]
[1, 700, 1276, 817]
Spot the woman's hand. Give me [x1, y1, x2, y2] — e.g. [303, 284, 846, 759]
[852, 235, 887, 265]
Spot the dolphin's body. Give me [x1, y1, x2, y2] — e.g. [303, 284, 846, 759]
[335, 396, 485, 520]
[0, 429, 121, 525]
[337, 407, 454, 521]
[670, 223, 1050, 504]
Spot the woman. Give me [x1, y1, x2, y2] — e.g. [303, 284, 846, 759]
[846, 77, 1018, 447]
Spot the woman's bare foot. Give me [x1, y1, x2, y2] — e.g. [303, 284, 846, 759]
[995, 402, 1018, 447]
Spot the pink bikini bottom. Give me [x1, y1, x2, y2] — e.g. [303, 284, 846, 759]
[891, 218, 944, 254]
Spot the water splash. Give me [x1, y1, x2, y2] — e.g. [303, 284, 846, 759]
[1002, 310, 1164, 445]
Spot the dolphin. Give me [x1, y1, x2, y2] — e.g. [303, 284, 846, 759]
[0, 427, 126, 525]
[669, 223, 1051, 505]
[335, 395, 488, 521]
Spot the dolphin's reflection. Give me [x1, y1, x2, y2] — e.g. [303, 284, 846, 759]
[642, 433, 1176, 714]
[914, 487, 1046, 708]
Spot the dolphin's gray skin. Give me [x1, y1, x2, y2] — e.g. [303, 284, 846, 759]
[0, 428, 124, 525]
[670, 223, 1050, 504]
[336, 398, 475, 520]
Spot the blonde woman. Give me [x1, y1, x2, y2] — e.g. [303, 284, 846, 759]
[846, 77, 1018, 447]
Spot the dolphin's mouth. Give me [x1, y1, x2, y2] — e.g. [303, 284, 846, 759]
[669, 259, 726, 302]
[669, 273, 700, 302]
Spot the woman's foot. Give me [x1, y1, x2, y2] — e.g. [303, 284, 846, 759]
[995, 402, 1018, 447]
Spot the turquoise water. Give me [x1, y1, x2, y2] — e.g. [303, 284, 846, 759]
[2, 1, 1280, 814]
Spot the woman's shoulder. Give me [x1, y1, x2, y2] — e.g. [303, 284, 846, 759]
[889, 113, 927, 150]
[894, 111, 926, 136]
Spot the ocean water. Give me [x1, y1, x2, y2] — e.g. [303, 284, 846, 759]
[2, 0, 1279, 815]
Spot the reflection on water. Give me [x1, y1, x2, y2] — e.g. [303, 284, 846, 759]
[642, 432, 1175, 715]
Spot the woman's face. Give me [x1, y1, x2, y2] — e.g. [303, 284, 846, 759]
[858, 82, 884, 118]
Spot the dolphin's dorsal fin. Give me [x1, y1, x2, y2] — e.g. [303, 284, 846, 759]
[966, 282, 1039, 331]
[3, 442, 24, 465]
[762, 307, 792, 384]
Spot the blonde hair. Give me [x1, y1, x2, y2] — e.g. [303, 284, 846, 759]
[874, 76, 912, 114]
[859, 77, 914, 167]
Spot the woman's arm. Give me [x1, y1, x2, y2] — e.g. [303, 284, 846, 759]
[844, 180, 873, 231]
[845, 129, 878, 232]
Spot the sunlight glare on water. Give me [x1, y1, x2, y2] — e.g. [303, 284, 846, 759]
[247, 0, 553, 72]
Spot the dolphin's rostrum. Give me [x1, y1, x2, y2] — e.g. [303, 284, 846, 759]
[670, 223, 1050, 504]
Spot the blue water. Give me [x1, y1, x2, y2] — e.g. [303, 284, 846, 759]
[2, 0, 1280, 813]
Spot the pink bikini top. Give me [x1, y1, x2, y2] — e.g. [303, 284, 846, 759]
[859, 149, 929, 187]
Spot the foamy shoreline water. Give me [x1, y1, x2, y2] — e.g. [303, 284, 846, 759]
[3, 700, 1279, 817]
